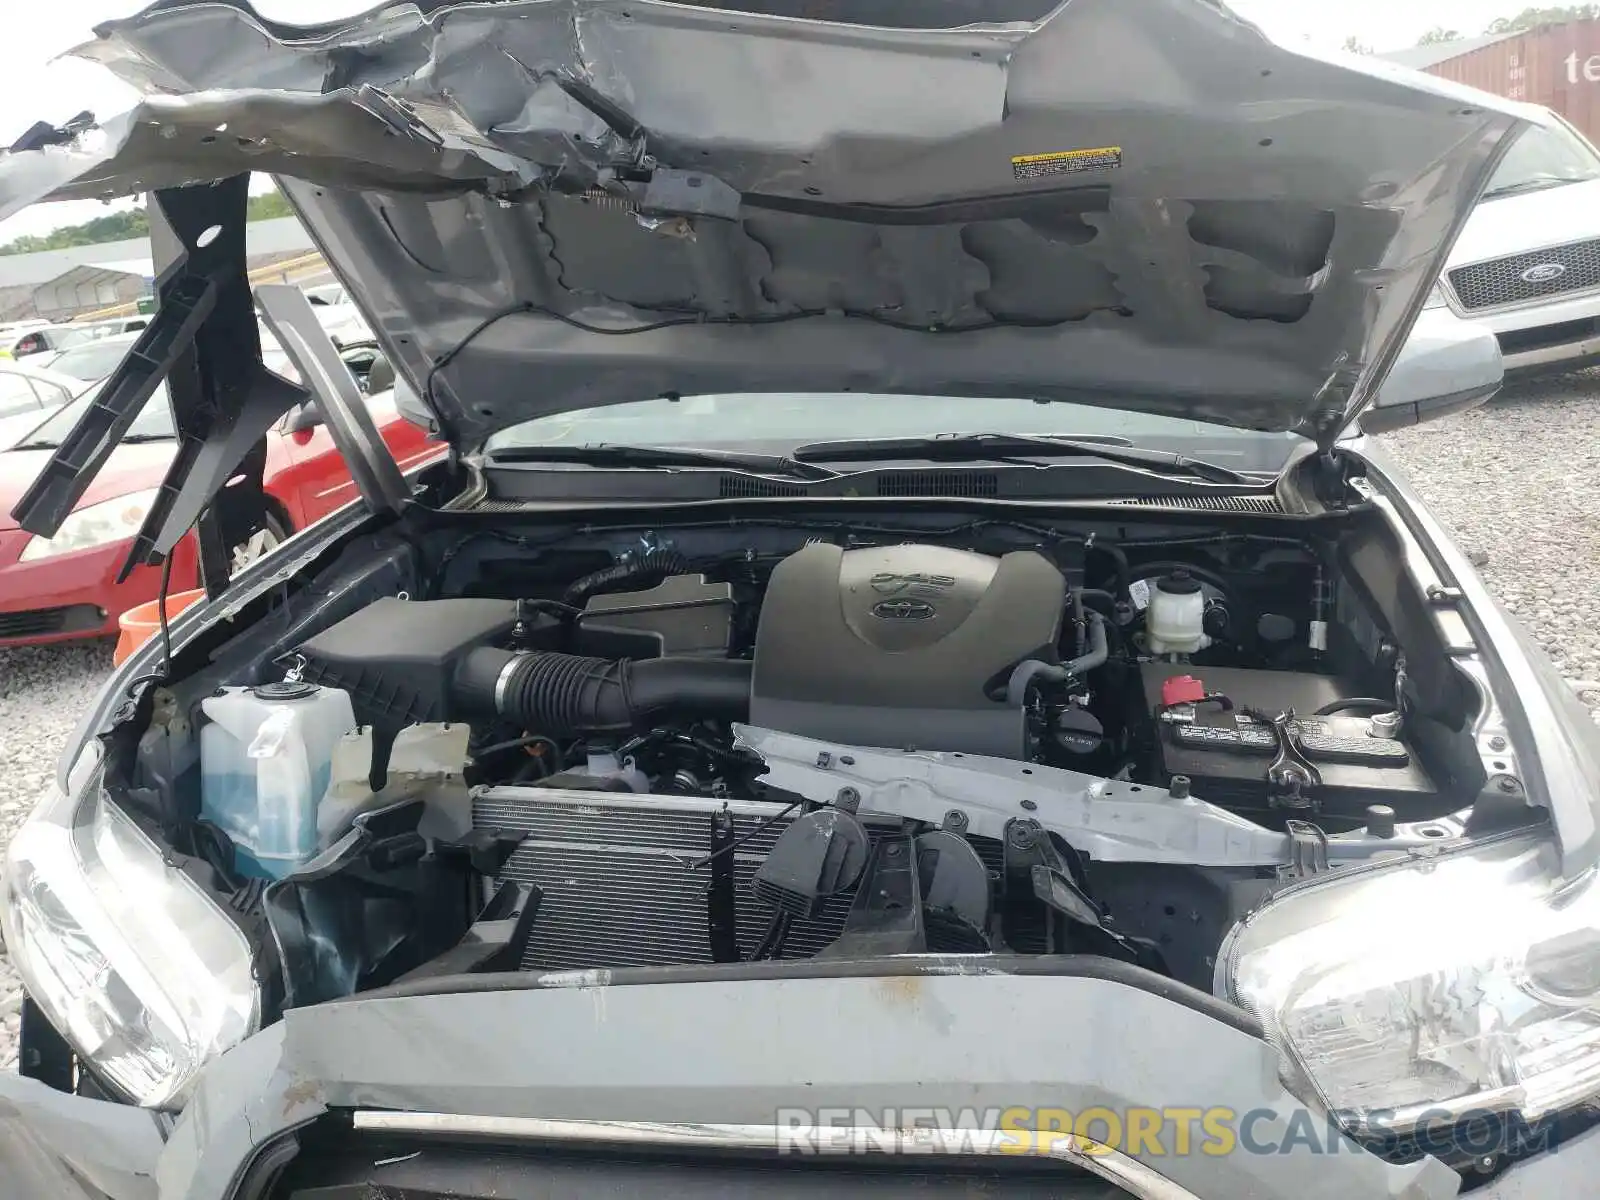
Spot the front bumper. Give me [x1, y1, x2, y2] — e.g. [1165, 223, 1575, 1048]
[0, 530, 197, 648]
[6, 961, 1588, 1200]
[1442, 285, 1600, 374]
[0, 1072, 165, 1200]
[1500, 321, 1600, 374]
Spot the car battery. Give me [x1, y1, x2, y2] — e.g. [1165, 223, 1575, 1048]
[1138, 663, 1438, 813]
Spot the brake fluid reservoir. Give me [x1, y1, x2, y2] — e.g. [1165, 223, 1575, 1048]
[1145, 570, 1210, 656]
[200, 682, 356, 878]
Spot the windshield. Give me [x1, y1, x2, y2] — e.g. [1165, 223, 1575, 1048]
[45, 337, 138, 382]
[1485, 120, 1600, 197]
[484, 393, 1301, 468]
[15, 380, 175, 449]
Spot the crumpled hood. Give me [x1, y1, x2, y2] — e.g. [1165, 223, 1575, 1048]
[0, 0, 1530, 446]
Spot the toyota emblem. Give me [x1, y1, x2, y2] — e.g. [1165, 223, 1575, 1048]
[872, 599, 937, 620]
[1521, 262, 1568, 284]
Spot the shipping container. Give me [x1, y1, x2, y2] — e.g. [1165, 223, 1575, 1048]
[1416, 20, 1600, 145]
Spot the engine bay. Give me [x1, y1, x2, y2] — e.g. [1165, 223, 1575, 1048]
[110, 498, 1500, 1008]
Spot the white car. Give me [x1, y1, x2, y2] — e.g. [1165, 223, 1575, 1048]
[302, 281, 371, 346]
[1431, 105, 1600, 375]
[0, 358, 83, 450]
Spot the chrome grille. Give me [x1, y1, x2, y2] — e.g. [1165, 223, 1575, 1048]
[1448, 237, 1600, 311]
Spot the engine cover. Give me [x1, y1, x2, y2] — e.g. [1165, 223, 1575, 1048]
[749, 543, 1065, 758]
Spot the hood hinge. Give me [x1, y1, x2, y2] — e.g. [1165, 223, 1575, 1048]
[1309, 446, 1353, 510]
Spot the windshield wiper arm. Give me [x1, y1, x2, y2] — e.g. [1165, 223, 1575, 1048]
[792, 432, 1249, 485]
[1483, 175, 1593, 198]
[487, 442, 842, 480]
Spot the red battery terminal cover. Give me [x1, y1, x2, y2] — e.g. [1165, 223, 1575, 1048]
[1161, 675, 1208, 707]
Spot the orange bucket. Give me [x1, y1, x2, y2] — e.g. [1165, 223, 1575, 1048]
[114, 589, 207, 666]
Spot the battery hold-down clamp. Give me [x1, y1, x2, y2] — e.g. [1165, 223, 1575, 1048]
[1240, 706, 1322, 810]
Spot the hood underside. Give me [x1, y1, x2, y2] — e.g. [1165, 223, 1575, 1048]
[0, 0, 1529, 445]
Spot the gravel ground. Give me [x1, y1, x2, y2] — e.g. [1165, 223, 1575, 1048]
[0, 370, 1597, 1074]
[0, 640, 115, 1067]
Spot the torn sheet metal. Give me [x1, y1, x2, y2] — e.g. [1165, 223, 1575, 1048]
[0, 0, 1534, 449]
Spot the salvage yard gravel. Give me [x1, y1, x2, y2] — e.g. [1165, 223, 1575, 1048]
[1, 369, 1598, 1069]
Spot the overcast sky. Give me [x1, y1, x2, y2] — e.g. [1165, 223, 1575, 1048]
[0, 0, 1542, 242]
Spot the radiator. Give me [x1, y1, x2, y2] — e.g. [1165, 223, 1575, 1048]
[474, 787, 866, 970]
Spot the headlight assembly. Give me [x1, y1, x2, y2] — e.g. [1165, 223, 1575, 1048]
[19, 488, 159, 560]
[1218, 833, 1600, 1137]
[0, 743, 260, 1107]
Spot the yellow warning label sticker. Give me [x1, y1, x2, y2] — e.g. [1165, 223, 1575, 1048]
[1011, 146, 1123, 181]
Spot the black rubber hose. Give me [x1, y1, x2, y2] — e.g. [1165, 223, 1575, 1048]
[1076, 588, 1118, 619]
[1086, 541, 1131, 603]
[456, 647, 750, 736]
[1313, 697, 1391, 717]
[1004, 613, 1109, 706]
[562, 548, 691, 610]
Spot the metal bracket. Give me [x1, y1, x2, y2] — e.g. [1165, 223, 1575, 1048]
[706, 806, 740, 963]
[642, 168, 741, 221]
[1279, 820, 1331, 879]
[817, 835, 925, 959]
[999, 817, 1162, 969]
[130, 178, 309, 592]
[392, 881, 544, 982]
[8, 264, 215, 540]
[1249, 707, 1322, 810]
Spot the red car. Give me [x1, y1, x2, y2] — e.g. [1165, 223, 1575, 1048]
[0, 346, 440, 647]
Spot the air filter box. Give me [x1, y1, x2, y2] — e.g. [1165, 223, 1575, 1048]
[574, 573, 735, 659]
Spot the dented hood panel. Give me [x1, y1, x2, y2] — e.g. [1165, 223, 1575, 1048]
[0, 0, 1531, 446]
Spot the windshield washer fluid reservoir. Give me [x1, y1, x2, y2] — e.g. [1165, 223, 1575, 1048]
[200, 681, 356, 878]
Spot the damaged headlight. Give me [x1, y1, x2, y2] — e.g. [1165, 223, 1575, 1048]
[1219, 833, 1600, 1137]
[0, 742, 259, 1107]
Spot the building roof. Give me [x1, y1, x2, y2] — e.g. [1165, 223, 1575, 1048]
[86, 258, 156, 278]
[0, 216, 314, 289]
[31, 262, 148, 317]
[1379, 31, 1518, 71]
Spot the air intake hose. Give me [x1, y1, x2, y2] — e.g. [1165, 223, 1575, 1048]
[455, 647, 751, 736]
[562, 548, 692, 610]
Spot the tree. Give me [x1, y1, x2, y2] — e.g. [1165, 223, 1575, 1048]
[0, 188, 296, 256]
[1342, 34, 1374, 54]
[1487, 4, 1600, 33]
[1418, 26, 1463, 44]
[246, 190, 293, 221]
[0, 208, 148, 254]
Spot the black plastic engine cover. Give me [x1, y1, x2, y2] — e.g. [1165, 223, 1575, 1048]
[749, 543, 1065, 757]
